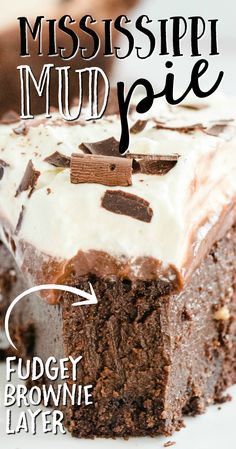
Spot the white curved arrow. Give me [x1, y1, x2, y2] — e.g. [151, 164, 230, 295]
[5, 283, 97, 350]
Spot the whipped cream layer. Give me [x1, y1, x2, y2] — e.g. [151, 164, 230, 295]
[0, 94, 236, 282]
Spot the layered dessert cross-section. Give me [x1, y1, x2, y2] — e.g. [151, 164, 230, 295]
[0, 94, 235, 437]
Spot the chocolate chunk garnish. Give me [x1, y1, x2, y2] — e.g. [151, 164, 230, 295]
[127, 153, 179, 175]
[15, 205, 25, 235]
[205, 123, 236, 140]
[101, 190, 153, 223]
[71, 154, 132, 187]
[15, 160, 40, 197]
[0, 110, 20, 125]
[79, 137, 120, 157]
[44, 151, 71, 168]
[130, 120, 147, 134]
[13, 122, 29, 136]
[0, 167, 3, 181]
[154, 122, 205, 133]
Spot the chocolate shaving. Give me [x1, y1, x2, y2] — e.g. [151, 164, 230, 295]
[0, 159, 9, 181]
[0, 159, 9, 168]
[101, 190, 153, 223]
[79, 137, 121, 157]
[15, 205, 25, 235]
[15, 160, 40, 197]
[13, 122, 29, 136]
[163, 441, 176, 448]
[44, 151, 71, 168]
[178, 103, 208, 111]
[154, 122, 205, 133]
[209, 119, 234, 124]
[0, 110, 20, 125]
[204, 123, 236, 140]
[127, 153, 179, 175]
[71, 154, 132, 187]
[130, 120, 147, 134]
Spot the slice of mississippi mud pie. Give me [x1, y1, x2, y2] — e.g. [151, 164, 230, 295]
[0, 94, 236, 437]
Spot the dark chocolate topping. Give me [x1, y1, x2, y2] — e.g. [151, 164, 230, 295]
[101, 190, 153, 222]
[79, 137, 121, 157]
[15, 160, 40, 198]
[44, 151, 71, 168]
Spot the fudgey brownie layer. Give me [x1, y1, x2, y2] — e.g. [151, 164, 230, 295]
[5, 224, 236, 438]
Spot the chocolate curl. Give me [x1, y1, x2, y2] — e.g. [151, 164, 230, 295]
[70, 154, 132, 187]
